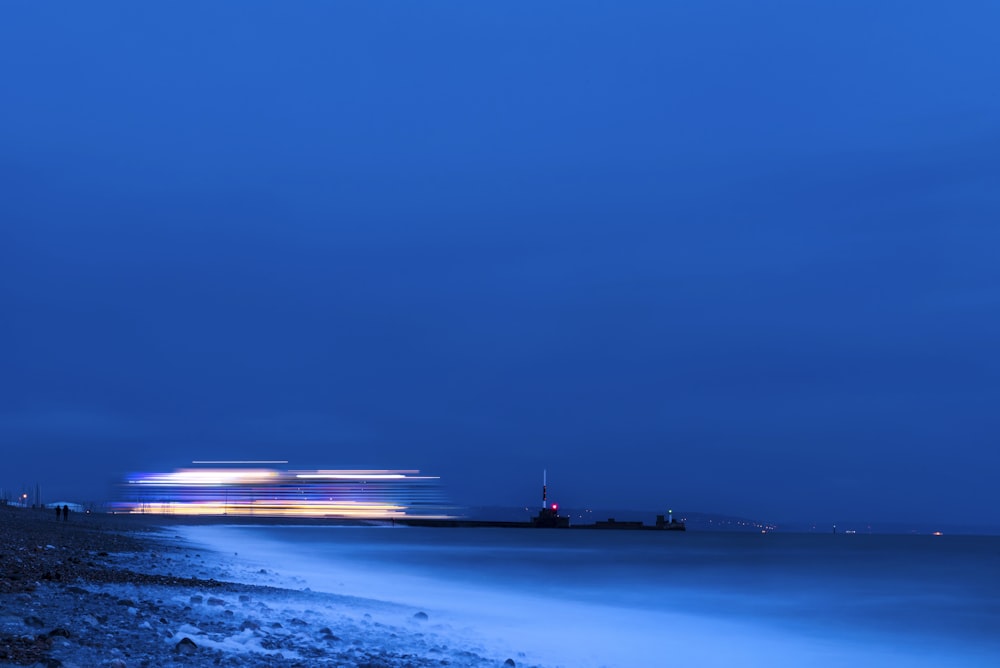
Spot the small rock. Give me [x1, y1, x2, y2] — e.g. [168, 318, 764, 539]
[32, 659, 62, 668]
[413, 611, 429, 621]
[240, 620, 260, 631]
[24, 615, 45, 627]
[47, 628, 71, 638]
[174, 637, 197, 654]
[238, 594, 251, 602]
[108, 659, 127, 668]
[190, 595, 203, 604]
[290, 618, 308, 626]
[504, 660, 517, 667]
[207, 597, 225, 606]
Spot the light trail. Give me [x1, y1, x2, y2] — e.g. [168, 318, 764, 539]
[115, 466, 451, 519]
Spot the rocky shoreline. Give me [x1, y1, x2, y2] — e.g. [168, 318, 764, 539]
[0, 507, 533, 668]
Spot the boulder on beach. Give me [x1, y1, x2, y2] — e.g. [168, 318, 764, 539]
[413, 611, 429, 621]
[173, 637, 197, 654]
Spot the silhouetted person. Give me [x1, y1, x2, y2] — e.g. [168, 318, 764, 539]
[55, 505, 61, 521]
[62, 505, 69, 521]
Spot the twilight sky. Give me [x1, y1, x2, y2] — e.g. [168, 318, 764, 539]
[2, 2, 998, 526]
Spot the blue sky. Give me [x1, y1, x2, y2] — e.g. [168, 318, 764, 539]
[2, 2, 998, 524]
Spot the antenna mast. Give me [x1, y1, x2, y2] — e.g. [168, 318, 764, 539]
[542, 469, 547, 509]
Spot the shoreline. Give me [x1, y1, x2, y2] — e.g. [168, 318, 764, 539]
[0, 506, 534, 668]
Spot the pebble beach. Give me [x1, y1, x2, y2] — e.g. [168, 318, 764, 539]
[0, 506, 532, 668]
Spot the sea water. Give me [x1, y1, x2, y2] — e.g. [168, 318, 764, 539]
[177, 526, 1000, 667]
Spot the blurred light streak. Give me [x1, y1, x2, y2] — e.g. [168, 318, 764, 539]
[114, 466, 451, 519]
[192, 460, 289, 464]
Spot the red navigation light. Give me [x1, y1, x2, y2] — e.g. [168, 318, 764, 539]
[551, 503, 558, 511]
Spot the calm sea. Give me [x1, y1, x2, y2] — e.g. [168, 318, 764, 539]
[180, 526, 1000, 667]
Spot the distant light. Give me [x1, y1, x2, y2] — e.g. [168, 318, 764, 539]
[932, 531, 943, 536]
[552, 503, 558, 511]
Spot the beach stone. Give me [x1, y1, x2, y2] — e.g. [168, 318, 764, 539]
[108, 660, 127, 668]
[174, 637, 197, 654]
[240, 620, 260, 631]
[504, 660, 516, 667]
[238, 594, 251, 602]
[189, 595, 203, 604]
[413, 611, 429, 621]
[31, 659, 62, 668]
[207, 597, 225, 606]
[24, 615, 45, 628]
[47, 628, 71, 638]
[290, 617, 308, 626]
